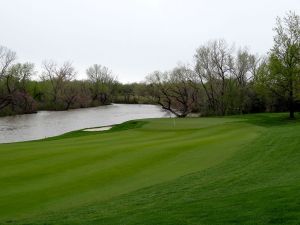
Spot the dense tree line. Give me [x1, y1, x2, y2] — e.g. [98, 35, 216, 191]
[147, 40, 261, 117]
[0, 12, 299, 118]
[148, 11, 300, 118]
[0, 52, 154, 116]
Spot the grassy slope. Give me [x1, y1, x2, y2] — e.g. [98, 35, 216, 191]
[0, 114, 300, 224]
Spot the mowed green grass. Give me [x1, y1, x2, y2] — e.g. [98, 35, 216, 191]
[0, 114, 300, 224]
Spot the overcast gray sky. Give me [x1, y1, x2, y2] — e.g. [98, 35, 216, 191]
[0, 0, 299, 82]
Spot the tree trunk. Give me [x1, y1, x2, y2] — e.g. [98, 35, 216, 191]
[289, 90, 295, 119]
[290, 108, 295, 119]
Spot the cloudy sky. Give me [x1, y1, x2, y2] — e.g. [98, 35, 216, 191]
[0, 0, 299, 82]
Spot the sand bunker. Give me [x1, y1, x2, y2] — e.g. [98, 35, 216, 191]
[83, 126, 112, 132]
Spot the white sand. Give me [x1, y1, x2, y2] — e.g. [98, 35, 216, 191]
[83, 126, 112, 132]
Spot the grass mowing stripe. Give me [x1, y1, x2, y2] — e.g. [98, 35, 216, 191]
[0, 121, 250, 179]
[0, 122, 256, 190]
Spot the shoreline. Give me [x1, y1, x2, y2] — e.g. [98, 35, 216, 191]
[0, 102, 158, 118]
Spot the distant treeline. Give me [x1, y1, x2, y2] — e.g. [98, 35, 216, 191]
[1, 12, 300, 118]
[0, 59, 156, 116]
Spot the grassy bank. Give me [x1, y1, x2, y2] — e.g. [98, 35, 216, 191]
[0, 114, 299, 224]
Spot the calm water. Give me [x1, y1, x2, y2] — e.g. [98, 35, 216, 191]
[0, 104, 171, 143]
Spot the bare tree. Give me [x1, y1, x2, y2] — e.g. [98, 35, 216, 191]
[41, 61, 76, 106]
[147, 65, 198, 117]
[232, 49, 260, 113]
[234, 49, 252, 86]
[8, 63, 35, 91]
[194, 40, 233, 115]
[0, 46, 16, 79]
[0, 46, 36, 113]
[0, 62, 35, 112]
[194, 40, 261, 115]
[62, 82, 79, 110]
[86, 64, 116, 105]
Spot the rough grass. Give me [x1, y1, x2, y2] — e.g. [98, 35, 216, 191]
[0, 113, 300, 224]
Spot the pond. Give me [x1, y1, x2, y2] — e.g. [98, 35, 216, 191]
[0, 104, 171, 143]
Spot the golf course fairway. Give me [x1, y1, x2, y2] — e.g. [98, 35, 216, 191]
[0, 113, 300, 224]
